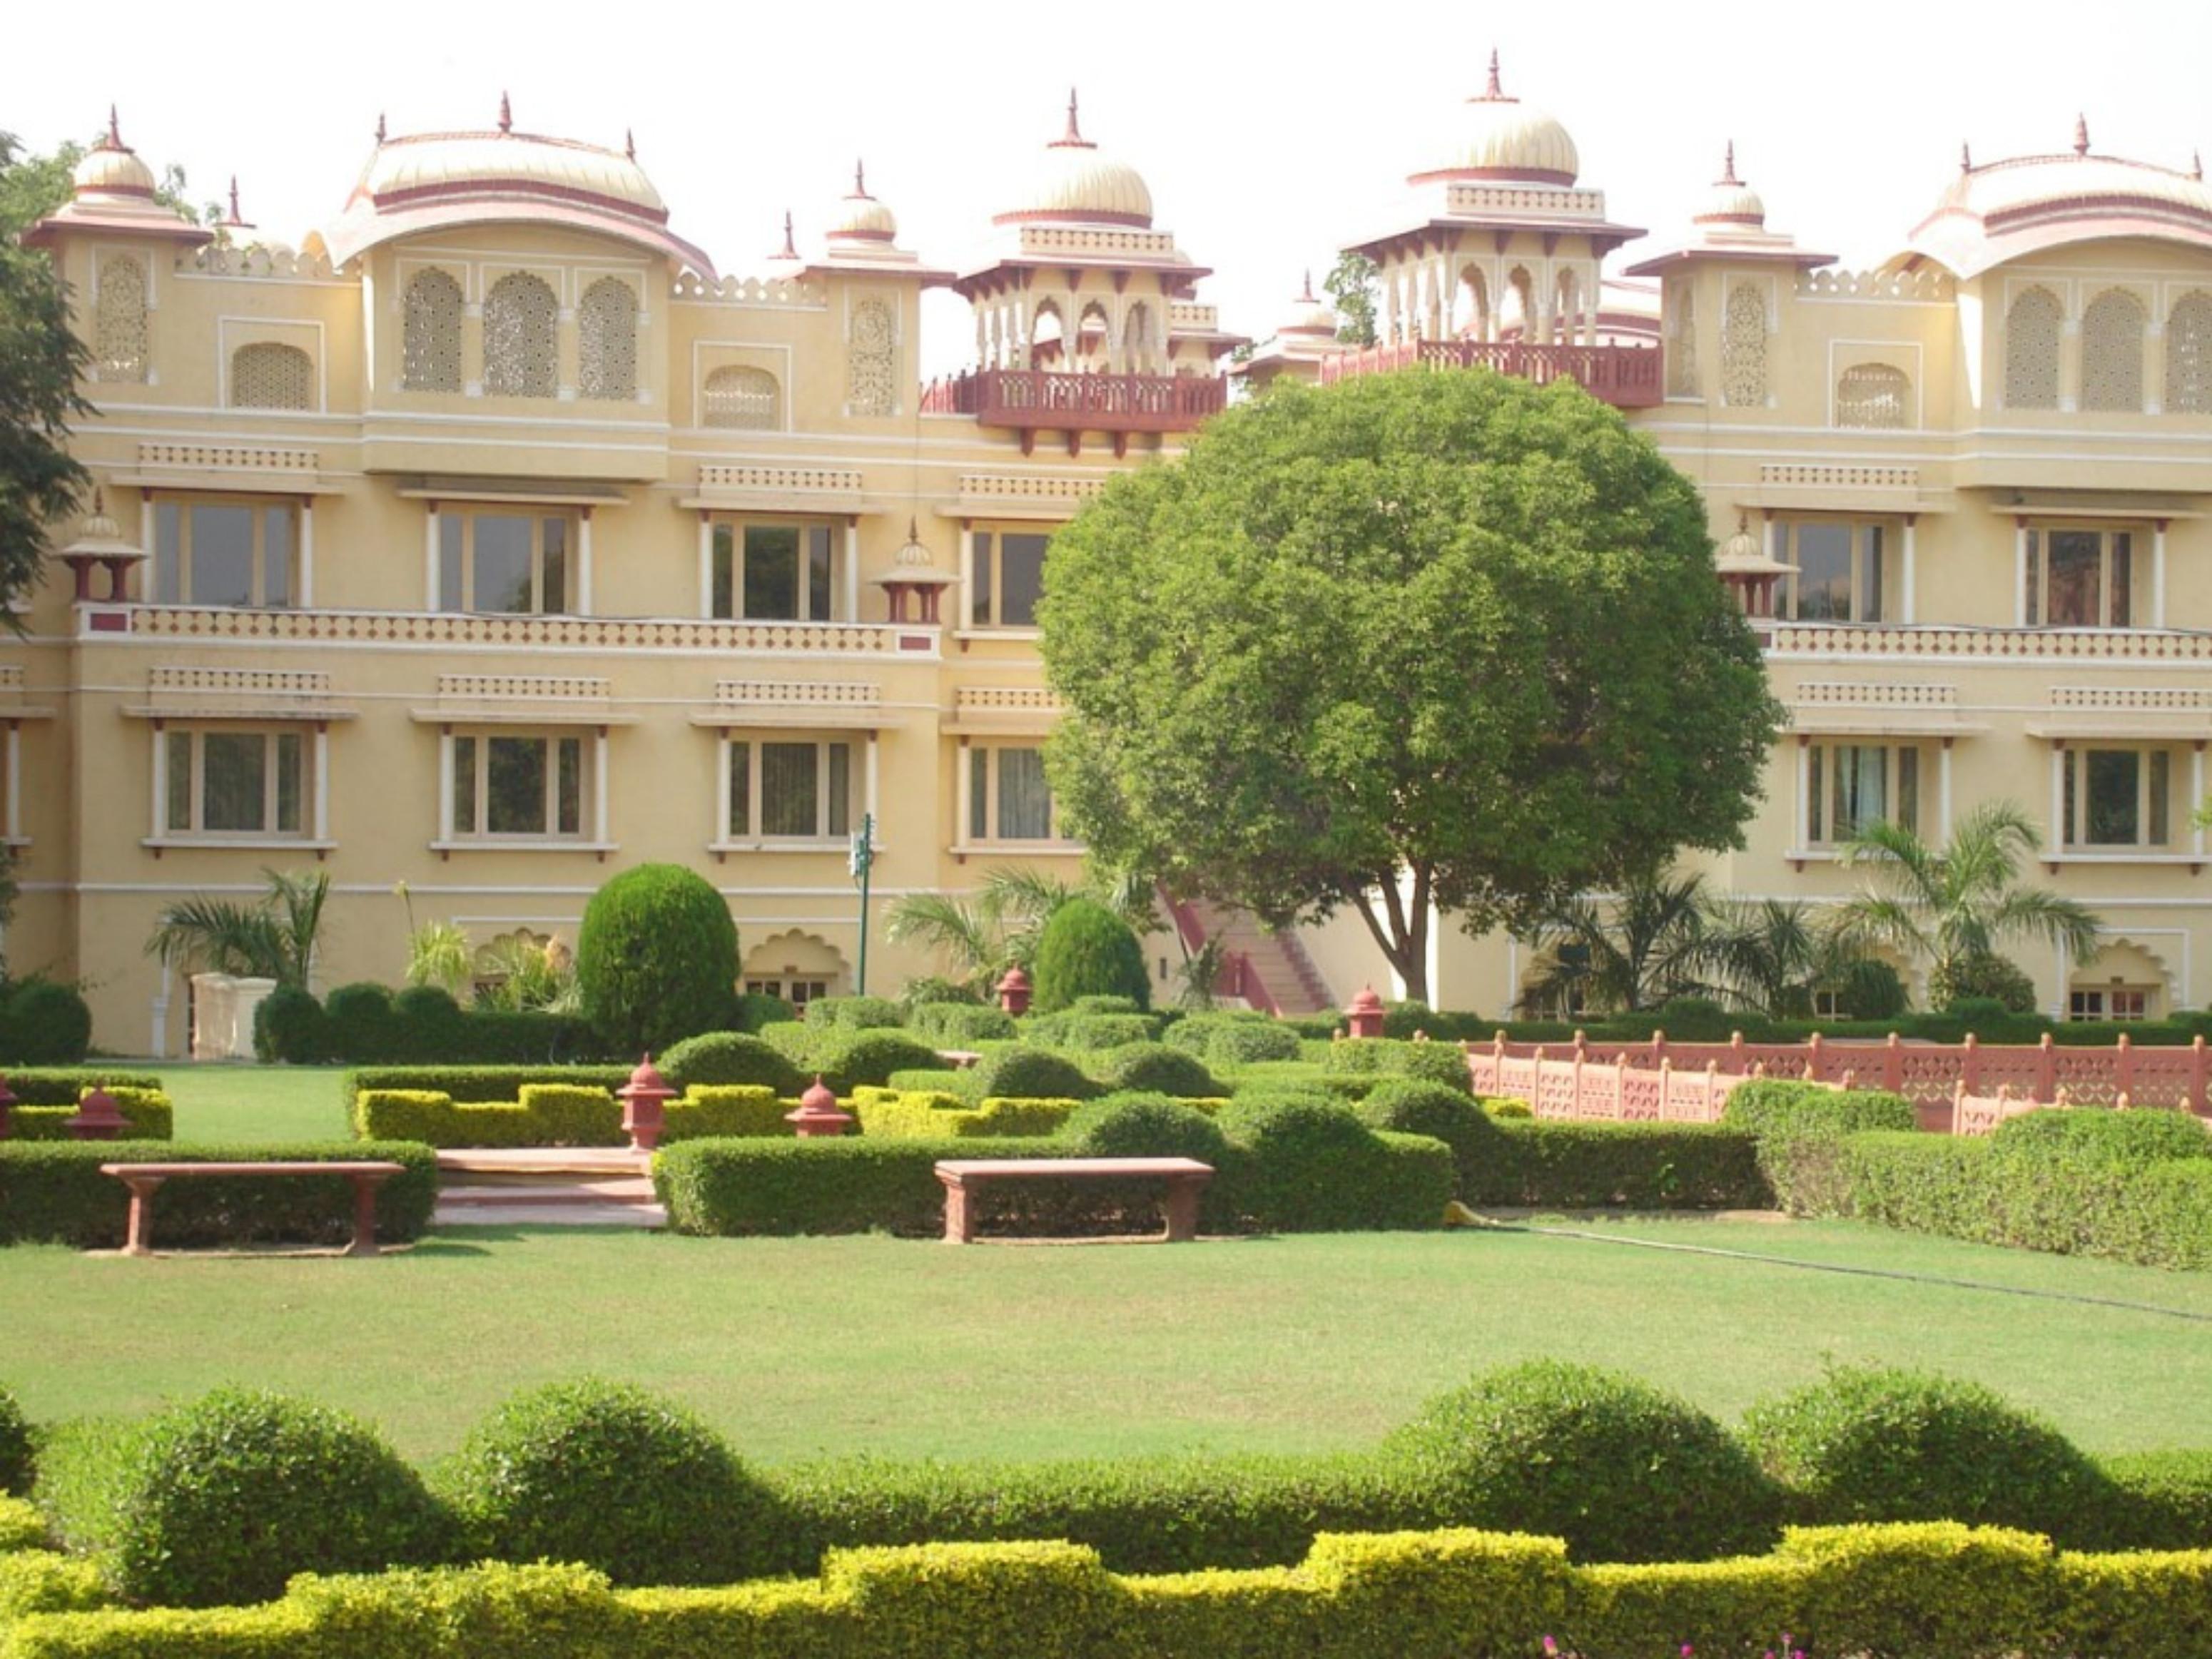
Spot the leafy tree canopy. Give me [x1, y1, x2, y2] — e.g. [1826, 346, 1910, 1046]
[1037, 369, 1781, 1003]
[1324, 252, 1379, 347]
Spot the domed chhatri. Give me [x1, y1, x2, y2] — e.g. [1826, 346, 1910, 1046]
[73, 106, 157, 199]
[826, 161, 897, 244]
[1411, 50, 1580, 188]
[993, 88, 1155, 228]
[1695, 141, 1766, 227]
[21, 108, 209, 250]
[1279, 271, 1339, 338]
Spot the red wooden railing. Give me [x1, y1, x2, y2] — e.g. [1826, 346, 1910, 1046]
[1319, 338, 1664, 408]
[920, 369, 1227, 433]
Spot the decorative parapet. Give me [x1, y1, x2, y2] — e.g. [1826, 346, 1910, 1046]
[1767, 624, 2212, 664]
[716, 679, 881, 707]
[1013, 225, 1183, 262]
[1760, 464, 1920, 490]
[183, 244, 340, 281]
[138, 442, 320, 474]
[1793, 268, 1954, 303]
[697, 465, 864, 495]
[1795, 681, 1958, 706]
[955, 474, 1109, 517]
[669, 273, 826, 307]
[1442, 182, 1610, 221]
[437, 674, 609, 701]
[692, 678, 894, 731]
[85, 604, 942, 659]
[1168, 302, 1219, 333]
[946, 684, 1062, 736]
[2050, 685, 2212, 711]
[126, 665, 352, 722]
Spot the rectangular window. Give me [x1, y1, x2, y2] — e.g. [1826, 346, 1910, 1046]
[1804, 742, 1920, 847]
[162, 729, 305, 837]
[153, 500, 298, 608]
[710, 523, 838, 622]
[2025, 528, 2134, 627]
[2063, 746, 2171, 848]
[968, 745, 1059, 843]
[722, 739, 853, 841]
[970, 530, 1053, 628]
[437, 512, 574, 615]
[1781, 522, 1885, 622]
[746, 977, 830, 1008]
[2071, 988, 2151, 1022]
[450, 734, 585, 838]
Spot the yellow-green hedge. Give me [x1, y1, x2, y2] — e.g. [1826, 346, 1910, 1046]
[352, 1085, 790, 1147]
[851, 1090, 1229, 1140]
[0, 1500, 44, 1554]
[7, 1525, 2210, 1658]
[9, 1090, 173, 1142]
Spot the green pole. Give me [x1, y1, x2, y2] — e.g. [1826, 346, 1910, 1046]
[851, 811, 875, 995]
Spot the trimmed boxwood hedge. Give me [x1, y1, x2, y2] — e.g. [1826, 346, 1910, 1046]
[905, 1002, 1019, 1047]
[657, 1031, 807, 1097]
[0, 1141, 438, 1248]
[341, 1064, 632, 1112]
[0, 1070, 162, 1107]
[1092, 1042, 1220, 1098]
[9, 1086, 173, 1141]
[1464, 1120, 1770, 1209]
[762, 1022, 953, 1093]
[0, 1386, 31, 1497]
[0, 980, 94, 1066]
[1322, 1037, 1473, 1092]
[352, 1086, 790, 1147]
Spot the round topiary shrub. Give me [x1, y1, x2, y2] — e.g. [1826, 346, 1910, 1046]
[1070, 994, 1142, 1016]
[1356, 1078, 1495, 1167]
[0, 1384, 31, 1496]
[252, 983, 328, 1063]
[1386, 1359, 1780, 1562]
[577, 864, 740, 1056]
[1722, 1080, 1919, 1140]
[1031, 899, 1150, 1014]
[907, 1002, 1018, 1047]
[1932, 954, 2039, 1014]
[1214, 1092, 1390, 1230]
[974, 1045, 1100, 1102]
[1097, 1042, 1221, 1099]
[659, 1030, 806, 1097]
[439, 1378, 773, 1586]
[323, 981, 399, 1063]
[1, 980, 93, 1065]
[732, 990, 798, 1033]
[86, 1388, 450, 1607]
[1832, 957, 1909, 1020]
[804, 995, 904, 1032]
[1989, 1105, 2212, 1167]
[1204, 1019, 1302, 1066]
[1057, 1013, 1163, 1051]
[1063, 1092, 1230, 1162]
[1741, 1365, 2109, 1539]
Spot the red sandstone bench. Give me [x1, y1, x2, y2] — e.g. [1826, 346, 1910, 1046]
[933, 1157, 1214, 1244]
[99, 1161, 408, 1258]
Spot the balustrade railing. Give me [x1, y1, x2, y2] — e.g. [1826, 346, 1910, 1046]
[920, 369, 1227, 432]
[1470, 1046, 1748, 1123]
[1318, 338, 1663, 407]
[1766, 624, 2212, 663]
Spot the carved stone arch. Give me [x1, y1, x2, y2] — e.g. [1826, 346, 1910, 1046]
[703, 365, 780, 430]
[402, 267, 464, 392]
[483, 270, 559, 398]
[1499, 265, 1537, 341]
[2164, 290, 2212, 415]
[230, 341, 314, 410]
[2004, 285, 2063, 410]
[1835, 361, 1911, 429]
[1030, 298, 1066, 367]
[1454, 264, 1491, 340]
[1122, 300, 1157, 372]
[2081, 288, 2148, 412]
[1553, 267, 1582, 344]
[2069, 936, 2176, 1011]
[742, 930, 850, 1003]
[577, 276, 639, 402]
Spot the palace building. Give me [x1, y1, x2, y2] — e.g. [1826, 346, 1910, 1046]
[14, 65, 2212, 1052]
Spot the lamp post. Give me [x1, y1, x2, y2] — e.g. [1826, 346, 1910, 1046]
[850, 811, 876, 994]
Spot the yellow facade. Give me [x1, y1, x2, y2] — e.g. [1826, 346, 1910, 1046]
[16, 76, 2212, 1052]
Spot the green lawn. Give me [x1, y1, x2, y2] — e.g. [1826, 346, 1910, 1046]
[161, 1064, 350, 1142]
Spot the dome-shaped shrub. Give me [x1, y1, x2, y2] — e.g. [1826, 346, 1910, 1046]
[577, 864, 739, 1055]
[1989, 1105, 2212, 1167]
[64, 1388, 450, 1606]
[1741, 1365, 2111, 1539]
[1031, 899, 1149, 1013]
[1096, 1042, 1219, 1099]
[973, 1046, 1099, 1102]
[1356, 1078, 1496, 1168]
[439, 1378, 773, 1586]
[251, 983, 328, 1063]
[804, 995, 904, 1032]
[0, 980, 93, 1065]
[907, 1002, 1018, 1046]
[0, 1384, 31, 1495]
[1063, 1093, 1229, 1162]
[660, 1030, 805, 1096]
[1205, 1019, 1302, 1066]
[1386, 1359, 1780, 1562]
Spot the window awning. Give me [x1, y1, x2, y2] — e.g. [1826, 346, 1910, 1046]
[399, 477, 632, 509]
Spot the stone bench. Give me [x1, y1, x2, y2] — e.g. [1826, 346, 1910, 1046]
[99, 1161, 408, 1257]
[933, 1157, 1214, 1244]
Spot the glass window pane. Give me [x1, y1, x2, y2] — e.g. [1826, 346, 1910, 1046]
[808, 526, 834, 621]
[972, 534, 993, 628]
[761, 741, 818, 836]
[2024, 531, 2040, 626]
[1829, 744, 1887, 838]
[711, 524, 736, 619]
[1791, 524, 1854, 621]
[1806, 746, 1823, 843]
[1897, 746, 1918, 837]
[1000, 534, 1048, 628]
[275, 732, 302, 833]
[2149, 749, 2169, 846]
[156, 502, 183, 604]
[2063, 751, 2077, 846]
[2109, 532, 2132, 627]
[453, 736, 477, 833]
[2046, 531, 2101, 626]
[472, 516, 534, 614]
[969, 746, 988, 841]
[190, 504, 256, 607]
[486, 736, 547, 834]
[166, 729, 192, 831]
[2084, 749, 2139, 845]
[540, 518, 568, 614]
[201, 731, 266, 831]
[1860, 526, 1883, 622]
[557, 738, 581, 835]
[262, 507, 293, 608]
[828, 742, 851, 837]
[439, 514, 465, 612]
[727, 741, 751, 836]
[997, 747, 1052, 840]
[744, 526, 800, 620]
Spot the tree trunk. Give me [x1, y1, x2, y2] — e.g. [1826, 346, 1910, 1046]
[1350, 869, 1431, 1006]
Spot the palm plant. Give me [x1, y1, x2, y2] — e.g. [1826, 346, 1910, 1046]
[1835, 801, 2101, 1003]
[1520, 869, 1714, 1016]
[146, 868, 331, 989]
[405, 920, 474, 995]
[886, 863, 1163, 992]
[1172, 935, 1229, 1012]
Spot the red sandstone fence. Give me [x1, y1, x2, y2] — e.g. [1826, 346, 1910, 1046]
[1471, 1047, 1753, 1124]
[1950, 1085, 2044, 1137]
[1465, 1030, 2211, 1117]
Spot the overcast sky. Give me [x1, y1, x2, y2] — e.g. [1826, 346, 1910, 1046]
[9, 0, 2211, 377]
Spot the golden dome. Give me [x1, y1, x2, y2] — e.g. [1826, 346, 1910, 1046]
[993, 91, 1154, 228]
[357, 106, 666, 220]
[73, 109, 156, 199]
[826, 161, 898, 243]
[1412, 51, 1580, 187]
[1694, 142, 1766, 226]
[1280, 272, 1339, 337]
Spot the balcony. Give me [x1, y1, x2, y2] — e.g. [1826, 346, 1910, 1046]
[1317, 338, 1663, 409]
[1764, 622, 2212, 664]
[920, 369, 1227, 455]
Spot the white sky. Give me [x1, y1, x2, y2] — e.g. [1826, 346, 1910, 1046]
[8, 0, 2211, 377]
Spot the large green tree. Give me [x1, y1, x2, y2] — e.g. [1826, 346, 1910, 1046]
[1037, 370, 1782, 1003]
[0, 132, 93, 614]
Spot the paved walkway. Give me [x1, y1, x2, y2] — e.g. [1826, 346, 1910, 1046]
[435, 1146, 664, 1229]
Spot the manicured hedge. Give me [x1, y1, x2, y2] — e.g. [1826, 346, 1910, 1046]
[0, 1072, 161, 1107]
[905, 1002, 1018, 1047]
[0, 980, 93, 1066]
[762, 1022, 953, 1093]
[0, 1389, 30, 1498]
[9, 1526, 2212, 1658]
[0, 1141, 438, 1248]
[1167, 1013, 1304, 1066]
[340, 1065, 632, 1112]
[801, 995, 904, 1032]
[260, 983, 606, 1065]
[659, 1032, 807, 1097]
[1322, 1037, 1473, 1092]
[1464, 1120, 1770, 1209]
[9, 1087, 173, 1142]
[352, 1086, 791, 1148]
[849, 1090, 1082, 1140]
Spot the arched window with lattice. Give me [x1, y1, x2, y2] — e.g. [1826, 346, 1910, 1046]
[847, 298, 896, 417]
[94, 253, 148, 383]
[229, 343, 314, 411]
[2166, 291, 2212, 415]
[1720, 281, 1767, 407]
[1835, 362, 1911, 430]
[1665, 279, 1698, 397]
[2004, 287, 2061, 409]
[703, 365, 780, 430]
[2081, 289, 2146, 412]
[577, 278, 638, 402]
[402, 268, 464, 392]
[484, 272, 559, 399]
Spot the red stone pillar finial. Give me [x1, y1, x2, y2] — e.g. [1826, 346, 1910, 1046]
[68, 1083, 127, 1142]
[1483, 49, 1504, 100]
[997, 965, 1033, 1017]
[498, 91, 514, 135]
[2073, 113, 2090, 157]
[785, 1076, 854, 1139]
[1346, 985, 1386, 1040]
[617, 1054, 674, 1153]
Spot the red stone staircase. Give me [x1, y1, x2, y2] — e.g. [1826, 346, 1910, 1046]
[435, 1147, 664, 1229]
[1167, 896, 1337, 1017]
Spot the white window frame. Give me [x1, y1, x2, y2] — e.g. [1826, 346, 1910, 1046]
[435, 728, 612, 851]
[958, 743, 1075, 851]
[1777, 520, 1887, 623]
[436, 509, 576, 616]
[148, 724, 330, 849]
[2023, 527, 2135, 629]
[2061, 745, 2171, 851]
[709, 519, 841, 622]
[716, 734, 856, 848]
[2069, 986, 2153, 1023]
[965, 526, 1055, 631]
[153, 496, 299, 609]
[1802, 740, 1922, 849]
